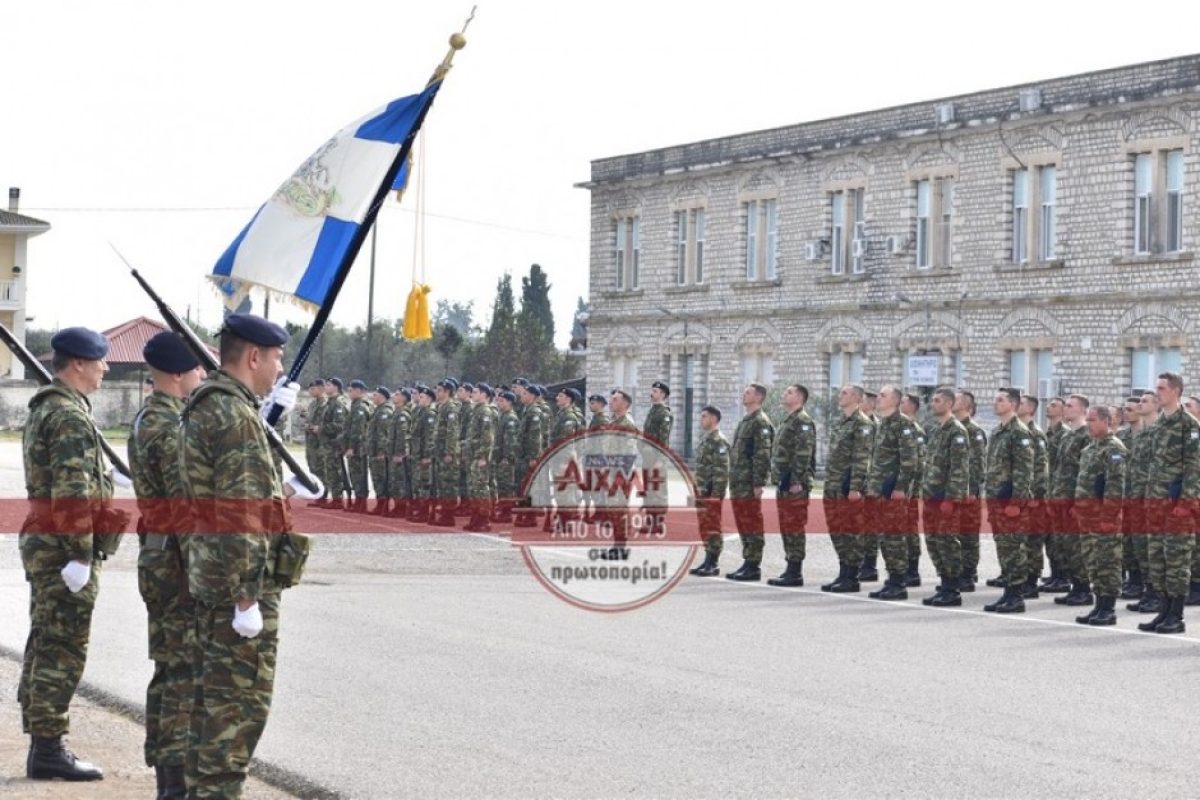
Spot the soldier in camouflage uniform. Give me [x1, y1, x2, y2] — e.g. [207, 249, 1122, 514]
[464, 383, 498, 531]
[725, 383, 774, 582]
[1007, 395, 1049, 598]
[582, 393, 611, 522]
[549, 388, 584, 525]
[128, 332, 206, 797]
[366, 387, 394, 515]
[981, 388, 1034, 614]
[1136, 371, 1200, 634]
[18, 327, 124, 782]
[821, 384, 873, 593]
[900, 393, 926, 586]
[1127, 392, 1162, 613]
[920, 386, 970, 607]
[514, 384, 548, 527]
[1073, 406, 1128, 626]
[319, 378, 350, 509]
[1041, 397, 1069, 590]
[1049, 395, 1092, 606]
[767, 384, 816, 587]
[954, 391, 987, 591]
[641, 381, 674, 532]
[689, 405, 730, 577]
[177, 314, 302, 799]
[857, 390, 883, 581]
[492, 391, 521, 523]
[302, 379, 326, 499]
[432, 379, 463, 526]
[603, 390, 640, 553]
[865, 386, 919, 600]
[453, 383, 475, 516]
[387, 388, 414, 518]
[1117, 395, 1146, 599]
[344, 379, 372, 513]
[408, 386, 439, 522]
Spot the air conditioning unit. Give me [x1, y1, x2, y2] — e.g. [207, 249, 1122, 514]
[935, 102, 955, 125]
[1036, 377, 1061, 399]
[886, 235, 907, 255]
[851, 238, 868, 259]
[804, 241, 823, 261]
[1018, 88, 1042, 113]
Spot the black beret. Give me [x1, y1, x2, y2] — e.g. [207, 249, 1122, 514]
[374, 386, 390, 398]
[566, 388, 581, 402]
[413, 382, 429, 392]
[460, 382, 475, 393]
[328, 377, 344, 392]
[143, 331, 200, 373]
[587, 393, 607, 405]
[309, 378, 326, 387]
[397, 387, 412, 401]
[651, 381, 670, 396]
[51, 327, 109, 360]
[499, 390, 517, 404]
[512, 376, 529, 387]
[476, 382, 493, 397]
[349, 379, 367, 390]
[534, 384, 547, 396]
[220, 313, 289, 347]
[864, 390, 878, 400]
[528, 384, 544, 397]
[439, 377, 459, 391]
[419, 386, 437, 399]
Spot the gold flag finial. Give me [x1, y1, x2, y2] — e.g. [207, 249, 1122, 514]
[430, 7, 474, 85]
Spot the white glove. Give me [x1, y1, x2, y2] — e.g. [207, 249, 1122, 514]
[61, 560, 91, 593]
[285, 474, 325, 500]
[261, 378, 300, 420]
[232, 602, 264, 638]
[110, 467, 133, 490]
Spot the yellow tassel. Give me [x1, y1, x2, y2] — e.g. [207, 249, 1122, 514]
[403, 284, 432, 340]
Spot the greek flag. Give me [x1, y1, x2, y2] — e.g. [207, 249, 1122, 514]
[211, 83, 439, 311]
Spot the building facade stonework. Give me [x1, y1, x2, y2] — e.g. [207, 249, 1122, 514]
[581, 54, 1200, 456]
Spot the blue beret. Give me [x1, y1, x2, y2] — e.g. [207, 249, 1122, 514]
[438, 378, 457, 391]
[397, 387, 412, 401]
[512, 376, 529, 387]
[374, 385, 390, 398]
[349, 379, 367, 391]
[588, 394, 607, 405]
[328, 377, 344, 392]
[309, 378, 326, 387]
[51, 327, 109, 360]
[558, 388, 581, 402]
[419, 386, 437, 399]
[459, 382, 475, 393]
[220, 314, 289, 347]
[143, 331, 200, 373]
[528, 384, 544, 397]
[499, 390, 517, 404]
[652, 381, 670, 396]
[476, 382, 493, 397]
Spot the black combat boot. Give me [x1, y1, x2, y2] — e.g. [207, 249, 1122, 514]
[689, 553, 720, 577]
[1155, 596, 1186, 634]
[868, 575, 908, 601]
[1020, 575, 1040, 599]
[957, 569, 976, 593]
[767, 560, 804, 587]
[1184, 581, 1200, 606]
[985, 574, 1009, 588]
[905, 558, 921, 587]
[1039, 562, 1071, 593]
[160, 763, 187, 799]
[1054, 580, 1094, 606]
[928, 581, 963, 607]
[827, 562, 861, 593]
[1121, 569, 1145, 599]
[1085, 595, 1117, 626]
[1129, 583, 1162, 612]
[725, 561, 761, 582]
[856, 554, 879, 582]
[821, 563, 848, 592]
[1136, 597, 1171, 631]
[26, 736, 102, 781]
[984, 586, 1026, 613]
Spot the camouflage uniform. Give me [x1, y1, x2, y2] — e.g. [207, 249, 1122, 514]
[583, 409, 611, 516]
[921, 416, 970, 582]
[178, 370, 293, 799]
[303, 395, 326, 480]
[1116, 424, 1138, 576]
[1051, 425, 1090, 584]
[1125, 426, 1153, 580]
[603, 411, 639, 545]
[694, 428, 730, 556]
[515, 401, 547, 523]
[1144, 407, 1200, 598]
[984, 417, 1034, 586]
[823, 409, 873, 569]
[771, 408, 816, 563]
[860, 412, 882, 564]
[433, 398, 462, 519]
[320, 394, 350, 503]
[1074, 433, 1128, 597]
[18, 380, 117, 739]
[1044, 419, 1067, 566]
[128, 391, 193, 769]
[960, 417, 988, 579]
[1021, 420, 1051, 582]
[409, 401, 438, 519]
[345, 395, 372, 503]
[865, 411, 919, 581]
[906, 421, 930, 562]
[729, 409, 774, 563]
[467, 401, 498, 520]
[550, 405, 583, 519]
[388, 402, 413, 507]
[642, 401, 674, 522]
[493, 406, 521, 517]
[366, 400, 394, 505]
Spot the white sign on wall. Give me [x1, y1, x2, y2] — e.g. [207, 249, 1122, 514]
[907, 355, 940, 386]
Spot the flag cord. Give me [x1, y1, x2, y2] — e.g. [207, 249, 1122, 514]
[412, 133, 427, 284]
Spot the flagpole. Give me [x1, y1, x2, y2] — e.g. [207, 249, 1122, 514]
[265, 16, 471, 426]
[366, 221, 376, 376]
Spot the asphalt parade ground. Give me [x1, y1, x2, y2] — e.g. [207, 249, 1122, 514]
[0, 441, 1198, 798]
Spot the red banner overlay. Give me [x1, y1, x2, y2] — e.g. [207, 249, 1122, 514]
[2, 498, 1196, 540]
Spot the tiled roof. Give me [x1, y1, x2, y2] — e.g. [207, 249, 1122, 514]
[0, 209, 50, 228]
[37, 316, 218, 365]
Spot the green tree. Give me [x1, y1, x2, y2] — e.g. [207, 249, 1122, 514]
[519, 263, 554, 344]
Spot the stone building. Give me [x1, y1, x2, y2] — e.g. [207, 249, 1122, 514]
[580, 54, 1200, 458]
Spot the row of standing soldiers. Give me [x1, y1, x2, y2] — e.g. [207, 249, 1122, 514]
[689, 376, 1200, 633]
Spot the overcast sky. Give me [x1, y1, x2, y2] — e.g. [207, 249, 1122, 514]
[3, 1, 1198, 349]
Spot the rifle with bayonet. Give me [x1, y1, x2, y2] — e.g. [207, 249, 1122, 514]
[0, 321, 131, 477]
[116, 255, 321, 494]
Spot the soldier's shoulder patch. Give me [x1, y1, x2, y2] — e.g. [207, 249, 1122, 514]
[1037, 440, 1045, 448]
[1111, 452, 1124, 461]
[1020, 438, 1031, 447]
[718, 446, 728, 455]
[448, 413, 456, 419]
[800, 423, 812, 431]
[901, 427, 912, 436]
[761, 428, 770, 436]
[974, 433, 985, 441]
[954, 435, 966, 444]
[861, 427, 871, 435]
[1191, 430, 1199, 440]
[506, 420, 516, 427]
